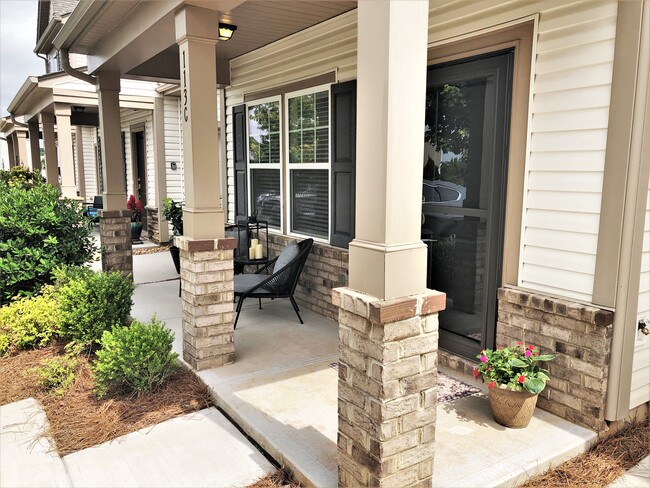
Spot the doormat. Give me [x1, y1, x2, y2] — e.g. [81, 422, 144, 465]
[329, 363, 480, 404]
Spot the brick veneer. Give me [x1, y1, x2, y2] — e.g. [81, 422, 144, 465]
[334, 287, 446, 487]
[98, 209, 133, 278]
[145, 206, 160, 244]
[177, 236, 237, 371]
[497, 287, 614, 431]
[264, 233, 348, 321]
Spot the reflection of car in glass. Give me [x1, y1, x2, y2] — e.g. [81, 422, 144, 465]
[421, 180, 466, 238]
[256, 185, 321, 224]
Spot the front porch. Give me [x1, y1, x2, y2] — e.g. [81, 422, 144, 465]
[129, 250, 596, 487]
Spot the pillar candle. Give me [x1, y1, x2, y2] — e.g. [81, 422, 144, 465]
[249, 246, 255, 259]
[255, 243, 263, 259]
[251, 238, 259, 247]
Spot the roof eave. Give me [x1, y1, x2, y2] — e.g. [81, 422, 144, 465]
[7, 77, 40, 115]
[34, 17, 64, 55]
[53, 0, 106, 51]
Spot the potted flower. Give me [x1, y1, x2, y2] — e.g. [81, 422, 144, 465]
[127, 195, 144, 244]
[162, 198, 183, 274]
[473, 343, 556, 428]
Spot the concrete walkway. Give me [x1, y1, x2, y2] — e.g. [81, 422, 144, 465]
[0, 398, 274, 488]
[128, 250, 599, 488]
[609, 455, 650, 487]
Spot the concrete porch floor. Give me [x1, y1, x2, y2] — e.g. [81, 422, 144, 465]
[130, 251, 597, 487]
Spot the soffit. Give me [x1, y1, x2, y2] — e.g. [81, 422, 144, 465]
[69, 0, 356, 60]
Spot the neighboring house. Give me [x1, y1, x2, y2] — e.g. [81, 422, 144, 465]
[0, 0, 194, 244]
[27, 0, 650, 485]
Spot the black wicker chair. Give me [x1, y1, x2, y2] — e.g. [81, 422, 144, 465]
[233, 238, 313, 329]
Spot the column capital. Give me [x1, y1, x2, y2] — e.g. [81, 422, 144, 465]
[95, 71, 121, 92]
[175, 5, 221, 44]
[40, 112, 56, 125]
[54, 103, 71, 117]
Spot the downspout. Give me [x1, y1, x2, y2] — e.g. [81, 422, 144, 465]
[9, 114, 28, 128]
[60, 48, 96, 85]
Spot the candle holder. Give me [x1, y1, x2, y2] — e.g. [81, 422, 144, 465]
[234, 216, 269, 262]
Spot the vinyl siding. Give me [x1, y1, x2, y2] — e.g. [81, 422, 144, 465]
[81, 126, 98, 201]
[163, 96, 184, 202]
[631, 183, 650, 408]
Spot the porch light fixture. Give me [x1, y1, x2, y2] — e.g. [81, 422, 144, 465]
[218, 22, 237, 41]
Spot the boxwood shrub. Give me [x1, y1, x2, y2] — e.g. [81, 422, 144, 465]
[57, 271, 134, 344]
[94, 317, 178, 398]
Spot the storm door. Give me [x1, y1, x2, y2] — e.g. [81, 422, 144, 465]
[422, 51, 513, 359]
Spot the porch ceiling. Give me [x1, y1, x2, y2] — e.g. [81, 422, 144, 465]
[57, 0, 356, 82]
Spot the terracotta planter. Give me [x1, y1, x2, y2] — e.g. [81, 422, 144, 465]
[488, 386, 539, 428]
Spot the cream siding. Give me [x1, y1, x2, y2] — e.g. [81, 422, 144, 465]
[163, 96, 184, 202]
[81, 126, 98, 201]
[631, 183, 650, 408]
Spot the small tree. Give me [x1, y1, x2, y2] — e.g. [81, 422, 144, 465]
[0, 167, 94, 304]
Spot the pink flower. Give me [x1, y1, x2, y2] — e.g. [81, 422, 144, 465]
[525, 349, 532, 357]
[480, 355, 488, 363]
[473, 369, 479, 378]
[518, 375, 526, 384]
[488, 382, 495, 389]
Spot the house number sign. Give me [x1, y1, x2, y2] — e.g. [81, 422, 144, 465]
[182, 49, 189, 122]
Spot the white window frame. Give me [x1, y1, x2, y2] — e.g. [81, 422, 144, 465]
[283, 84, 332, 243]
[245, 95, 283, 230]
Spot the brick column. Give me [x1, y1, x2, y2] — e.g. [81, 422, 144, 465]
[98, 210, 133, 277]
[177, 236, 236, 370]
[334, 287, 445, 487]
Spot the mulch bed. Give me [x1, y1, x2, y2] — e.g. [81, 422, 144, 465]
[248, 469, 300, 488]
[0, 343, 212, 456]
[521, 417, 650, 487]
[132, 244, 170, 255]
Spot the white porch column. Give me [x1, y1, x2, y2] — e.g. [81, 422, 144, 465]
[40, 113, 59, 187]
[348, 0, 429, 300]
[14, 130, 29, 167]
[28, 121, 41, 171]
[75, 127, 86, 199]
[175, 5, 224, 239]
[96, 72, 132, 278]
[337, 2, 441, 487]
[55, 104, 77, 198]
[175, 6, 236, 371]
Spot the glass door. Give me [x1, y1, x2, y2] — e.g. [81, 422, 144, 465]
[422, 51, 513, 359]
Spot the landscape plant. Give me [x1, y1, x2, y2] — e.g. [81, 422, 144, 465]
[127, 195, 143, 223]
[29, 354, 79, 397]
[0, 290, 59, 356]
[162, 198, 183, 239]
[473, 343, 557, 394]
[0, 167, 94, 304]
[57, 270, 134, 345]
[93, 316, 178, 398]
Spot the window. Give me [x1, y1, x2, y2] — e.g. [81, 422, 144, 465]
[247, 99, 281, 228]
[286, 90, 329, 238]
[245, 86, 331, 240]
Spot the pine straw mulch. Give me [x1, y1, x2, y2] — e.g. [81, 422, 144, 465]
[0, 342, 212, 456]
[132, 244, 170, 255]
[521, 417, 650, 487]
[247, 469, 300, 488]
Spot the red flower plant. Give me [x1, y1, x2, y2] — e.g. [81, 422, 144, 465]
[127, 195, 143, 223]
[518, 375, 526, 384]
[488, 381, 495, 389]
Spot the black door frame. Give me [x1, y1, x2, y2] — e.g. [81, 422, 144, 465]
[425, 50, 513, 360]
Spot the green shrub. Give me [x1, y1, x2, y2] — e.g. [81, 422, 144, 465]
[29, 355, 78, 397]
[94, 317, 178, 398]
[0, 292, 59, 355]
[0, 165, 45, 188]
[0, 173, 94, 304]
[58, 271, 134, 344]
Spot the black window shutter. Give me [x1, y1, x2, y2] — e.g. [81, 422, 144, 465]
[233, 104, 248, 222]
[330, 80, 356, 248]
